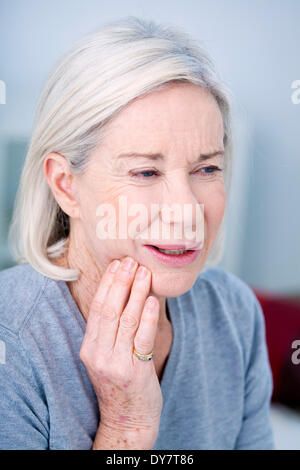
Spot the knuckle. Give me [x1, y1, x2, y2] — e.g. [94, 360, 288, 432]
[101, 303, 118, 322]
[91, 298, 104, 312]
[119, 311, 138, 330]
[79, 347, 88, 364]
[79, 345, 93, 364]
[116, 274, 132, 287]
[93, 358, 106, 374]
[132, 282, 148, 297]
[135, 335, 152, 352]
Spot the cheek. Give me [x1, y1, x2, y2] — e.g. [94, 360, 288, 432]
[202, 185, 226, 228]
[79, 177, 131, 225]
[82, 182, 150, 248]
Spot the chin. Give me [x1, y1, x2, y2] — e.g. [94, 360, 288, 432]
[150, 270, 198, 298]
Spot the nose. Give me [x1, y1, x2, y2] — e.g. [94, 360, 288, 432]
[159, 173, 204, 242]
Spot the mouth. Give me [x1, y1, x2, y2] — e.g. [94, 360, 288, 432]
[148, 245, 192, 255]
[143, 244, 202, 266]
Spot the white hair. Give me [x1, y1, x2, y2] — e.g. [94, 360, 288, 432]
[8, 16, 234, 281]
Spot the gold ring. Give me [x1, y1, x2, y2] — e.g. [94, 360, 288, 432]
[133, 347, 154, 361]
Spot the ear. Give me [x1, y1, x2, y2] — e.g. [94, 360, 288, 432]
[43, 152, 80, 218]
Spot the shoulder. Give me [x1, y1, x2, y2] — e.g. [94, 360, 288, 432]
[191, 266, 266, 364]
[0, 265, 50, 448]
[194, 266, 259, 308]
[0, 263, 48, 335]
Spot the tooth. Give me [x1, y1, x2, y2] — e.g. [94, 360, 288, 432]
[157, 248, 189, 255]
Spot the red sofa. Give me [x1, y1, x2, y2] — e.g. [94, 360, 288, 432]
[253, 288, 300, 410]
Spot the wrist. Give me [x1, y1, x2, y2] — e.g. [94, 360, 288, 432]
[93, 420, 159, 450]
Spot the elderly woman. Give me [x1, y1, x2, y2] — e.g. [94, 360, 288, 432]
[0, 17, 275, 450]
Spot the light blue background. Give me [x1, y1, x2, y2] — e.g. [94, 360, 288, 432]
[0, 0, 299, 293]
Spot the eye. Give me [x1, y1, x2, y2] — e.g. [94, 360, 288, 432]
[130, 169, 160, 178]
[193, 166, 223, 177]
[129, 166, 223, 179]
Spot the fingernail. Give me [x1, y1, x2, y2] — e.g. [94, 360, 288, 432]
[110, 260, 120, 273]
[146, 296, 156, 309]
[122, 257, 136, 272]
[136, 266, 148, 280]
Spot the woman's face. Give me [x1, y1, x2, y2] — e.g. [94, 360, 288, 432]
[73, 82, 226, 297]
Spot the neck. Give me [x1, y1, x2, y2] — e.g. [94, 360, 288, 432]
[53, 227, 169, 331]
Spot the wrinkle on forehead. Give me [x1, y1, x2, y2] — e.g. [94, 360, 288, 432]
[92, 83, 224, 170]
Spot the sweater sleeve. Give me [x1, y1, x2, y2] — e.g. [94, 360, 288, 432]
[0, 327, 49, 450]
[234, 296, 276, 450]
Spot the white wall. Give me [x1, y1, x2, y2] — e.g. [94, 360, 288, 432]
[0, 0, 299, 292]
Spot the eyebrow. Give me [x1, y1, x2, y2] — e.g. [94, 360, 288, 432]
[116, 150, 224, 162]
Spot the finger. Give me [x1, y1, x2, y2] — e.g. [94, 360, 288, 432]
[114, 265, 151, 354]
[133, 296, 160, 361]
[85, 259, 121, 338]
[97, 256, 138, 352]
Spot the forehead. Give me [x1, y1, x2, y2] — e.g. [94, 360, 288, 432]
[101, 83, 224, 154]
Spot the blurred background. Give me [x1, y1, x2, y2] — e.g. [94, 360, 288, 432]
[0, 0, 300, 449]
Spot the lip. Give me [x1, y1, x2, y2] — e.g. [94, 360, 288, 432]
[144, 244, 201, 266]
[143, 242, 202, 250]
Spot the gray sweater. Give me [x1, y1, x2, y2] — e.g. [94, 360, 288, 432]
[0, 262, 275, 449]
